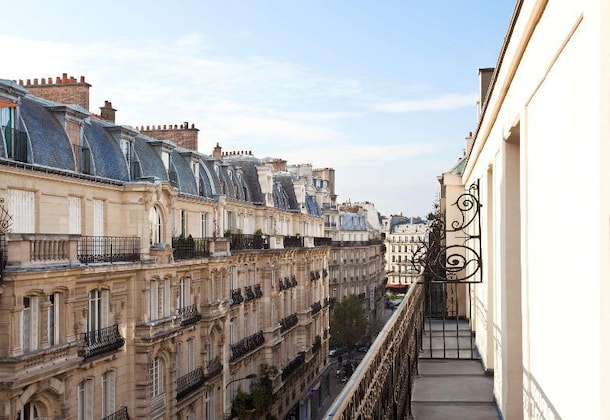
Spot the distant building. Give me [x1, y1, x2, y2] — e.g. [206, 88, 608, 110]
[384, 219, 428, 293]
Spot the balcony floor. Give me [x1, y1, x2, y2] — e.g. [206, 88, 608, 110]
[411, 319, 499, 420]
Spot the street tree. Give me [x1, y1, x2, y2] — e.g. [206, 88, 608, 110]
[330, 294, 369, 361]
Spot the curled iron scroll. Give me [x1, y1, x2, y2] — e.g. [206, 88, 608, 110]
[410, 182, 482, 283]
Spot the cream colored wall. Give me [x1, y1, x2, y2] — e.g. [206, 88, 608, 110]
[465, 1, 609, 418]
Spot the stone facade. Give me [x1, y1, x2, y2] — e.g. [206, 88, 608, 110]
[0, 80, 337, 420]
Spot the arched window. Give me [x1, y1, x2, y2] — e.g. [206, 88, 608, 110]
[149, 206, 163, 245]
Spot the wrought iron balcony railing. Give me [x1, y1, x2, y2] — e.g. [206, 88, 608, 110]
[283, 235, 304, 248]
[78, 236, 141, 264]
[230, 288, 244, 306]
[323, 278, 424, 419]
[172, 236, 210, 260]
[2, 126, 28, 163]
[101, 406, 129, 420]
[244, 285, 256, 302]
[177, 366, 205, 400]
[331, 239, 382, 248]
[253, 283, 263, 299]
[311, 301, 322, 316]
[281, 351, 305, 381]
[78, 324, 125, 360]
[313, 335, 322, 353]
[230, 330, 265, 362]
[278, 276, 297, 292]
[280, 313, 298, 333]
[314, 237, 333, 246]
[230, 233, 267, 251]
[310, 270, 321, 281]
[178, 304, 202, 326]
[204, 356, 222, 379]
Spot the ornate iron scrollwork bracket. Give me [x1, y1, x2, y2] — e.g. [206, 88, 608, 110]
[411, 182, 483, 283]
[0, 197, 12, 281]
[0, 197, 12, 234]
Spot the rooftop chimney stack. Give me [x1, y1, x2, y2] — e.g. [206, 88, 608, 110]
[18, 74, 91, 111]
[100, 100, 117, 124]
[213, 142, 222, 160]
[139, 122, 199, 151]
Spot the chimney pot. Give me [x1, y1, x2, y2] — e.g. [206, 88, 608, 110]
[33, 78, 39, 85]
[26, 79, 31, 85]
[80, 76, 85, 83]
[62, 73, 68, 82]
[48, 77, 52, 84]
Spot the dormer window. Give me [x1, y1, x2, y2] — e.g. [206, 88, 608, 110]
[1, 104, 26, 162]
[121, 139, 131, 166]
[162, 151, 170, 171]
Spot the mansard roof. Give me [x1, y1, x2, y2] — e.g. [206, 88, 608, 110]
[0, 80, 326, 214]
[20, 96, 75, 170]
[83, 119, 130, 181]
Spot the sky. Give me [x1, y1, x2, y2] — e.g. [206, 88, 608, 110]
[2, 1, 515, 217]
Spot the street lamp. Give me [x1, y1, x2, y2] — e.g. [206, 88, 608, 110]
[225, 373, 257, 389]
[223, 373, 258, 419]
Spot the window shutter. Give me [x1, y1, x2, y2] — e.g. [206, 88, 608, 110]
[9, 189, 35, 233]
[69, 196, 81, 234]
[163, 279, 171, 317]
[85, 380, 94, 420]
[31, 296, 39, 350]
[187, 339, 195, 372]
[22, 301, 30, 351]
[150, 281, 158, 320]
[176, 342, 183, 378]
[101, 290, 109, 328]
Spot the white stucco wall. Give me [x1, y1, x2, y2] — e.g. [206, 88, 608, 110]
[463, 1, 610, 418]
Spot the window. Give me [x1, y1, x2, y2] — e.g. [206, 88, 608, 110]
[229, 320, 236, 345]
[149, 279, 171, 321]
[21, 402, 41, 420]
[88, 289, 109, 333]
[149, 357, 164, 398]
[192, 161, 200, 192]
[121, 139, 131, 166]
[229, 267, 238, 290]
[68, 196, 81, 234]
[78, 379, 93, 420]
[102, 371, 116, 417]
[161, 151, 170, 171]
[149, 206, 163, 245]
[48, 293, 59, 346]
[9, 189, 35, 233]
[22, 296, 38, 352]
[205, 388, 215, 419]
[180, 209, 187, 237]
[178, 277, 191, 309]
[186, 339, 195, 373]
[93, 199, 104, 236]
[200, 212, 208, 238]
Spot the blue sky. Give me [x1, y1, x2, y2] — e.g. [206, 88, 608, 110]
[2, 1, 514, 217]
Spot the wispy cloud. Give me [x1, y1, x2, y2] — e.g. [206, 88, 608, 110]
[373, 93, 477, 113]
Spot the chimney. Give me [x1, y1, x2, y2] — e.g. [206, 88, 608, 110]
[20, 74, 91, 110]
[465, 131, 474, 156]
[100, 100, 116, 123]
[478, 68, 495, 118]
[213, 142, 222, 160]
[139, 122, 199, 151]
